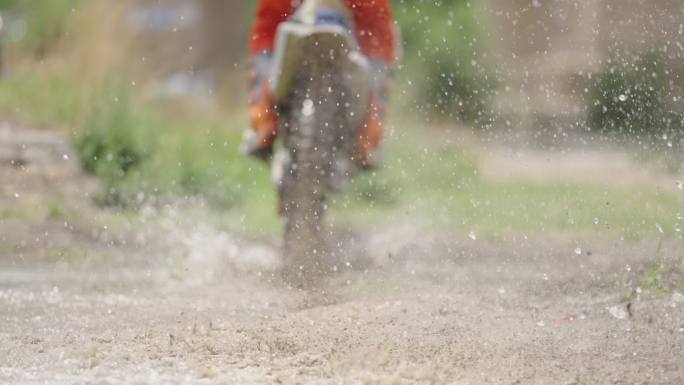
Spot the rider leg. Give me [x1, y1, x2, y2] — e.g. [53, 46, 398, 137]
[243, 57, 392, 168]
[348, 0, 396, 168]
[355, 59, 392, 169]
[242, 1, 293, 160]
[241, 53, 278, 160]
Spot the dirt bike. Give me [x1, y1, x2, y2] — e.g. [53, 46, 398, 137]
[268, 0, 371, 287]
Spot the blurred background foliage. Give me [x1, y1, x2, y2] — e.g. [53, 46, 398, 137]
[0, 0, 497, 206]
[0, 0, 681, 238]
[392, 0, 495, 123]
[589, 51, 682, 136]
[1, 0, 679, 133]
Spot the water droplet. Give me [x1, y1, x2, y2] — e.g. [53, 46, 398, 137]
[302, 99, 314, 116]
[468, 231, 477, 241]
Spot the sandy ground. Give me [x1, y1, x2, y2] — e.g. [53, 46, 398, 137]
[1, 122, 684, 385]
[477, 145, 684, 192]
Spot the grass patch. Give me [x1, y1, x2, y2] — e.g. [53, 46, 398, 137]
[0, 205, 42, 221]
[636, 250, 684, 297]
[333, 128, 684, 240]
[0, 73, 85, 127]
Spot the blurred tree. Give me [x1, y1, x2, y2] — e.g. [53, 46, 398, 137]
[392, 0, 495, 124]
[588, 51, 674, 135]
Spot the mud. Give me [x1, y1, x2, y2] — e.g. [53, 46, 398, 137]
[1, 122, 684, 384]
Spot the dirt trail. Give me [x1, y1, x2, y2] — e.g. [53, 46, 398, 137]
[1, 122, 684, 384]
[478, 145, 684, 191]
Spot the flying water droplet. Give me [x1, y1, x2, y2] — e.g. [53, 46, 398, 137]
[302, 99, 315, 116]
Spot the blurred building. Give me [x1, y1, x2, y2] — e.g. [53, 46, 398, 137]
[127, 0, 251, 74]
[110, 0, 253, 106]
[482, 0, 683, 129]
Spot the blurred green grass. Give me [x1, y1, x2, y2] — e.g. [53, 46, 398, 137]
[0, 74, 84, 127]
[0, 72, 682, 241]
[336, 131, 683, 240]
